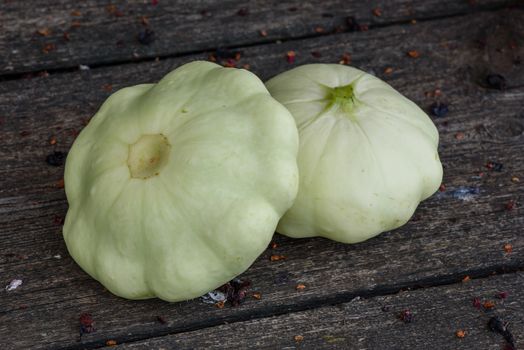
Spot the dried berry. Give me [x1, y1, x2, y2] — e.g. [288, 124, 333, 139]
[399, 309, 414, 323]
[138, 29, 155, 45]
[372, 8, 382, 17]
[140, 16, 150, 26]
[218, 279, 251, 306]
[407, 50, 420, 58]
[486, 74, 506, 90]
[42, 43, 56, 54]
[270, 254, 286, 261]
[504, 244, 513, 253]
[156, 315, 168, 324]
[46, 151, 67, 166]
[496, 291, 508, 299]
[483, 300, 495, 309]
[456, 329, 466, 338]
[286, 51, 296, 63]
[505, 200, 516, 211]
[223, 59, 236, 68]
[430, 102, 449, 117]
[339, 52, 351, 65]
[237, 7, 249, 16]
[37, 28, 51, 36]
[79, 313, 95, 335]
[486, 161, 503, 172]
[473, 297, 481, 309]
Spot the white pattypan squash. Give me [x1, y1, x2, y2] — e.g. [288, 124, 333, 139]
[64, 61, 299, 301]
[266, 64, 442, 244]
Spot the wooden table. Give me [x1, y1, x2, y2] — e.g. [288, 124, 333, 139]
[1, 1, 523, 349]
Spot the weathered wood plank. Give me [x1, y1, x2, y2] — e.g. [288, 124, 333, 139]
[109, 272, 524, 350]
[1, 9, 523, 350]
[0, 0, 515, 76]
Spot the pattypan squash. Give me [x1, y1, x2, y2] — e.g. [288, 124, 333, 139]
[266, 64, 442, 244]
[63, 61, 299, 301]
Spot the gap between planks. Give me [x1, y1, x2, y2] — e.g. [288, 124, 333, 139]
[59, 268, 524, 350]
[106, 272, 524, 350]
[0, 1, 518, 82]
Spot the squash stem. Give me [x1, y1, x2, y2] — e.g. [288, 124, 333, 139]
[325, 83, 359, 118]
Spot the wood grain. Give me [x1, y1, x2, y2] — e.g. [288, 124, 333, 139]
[110, 272, 524, 350]
[0, 0, 515, 76]
[0, 8, 523, 350]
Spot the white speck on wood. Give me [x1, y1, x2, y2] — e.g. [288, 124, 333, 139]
[5, 279, 23, 291]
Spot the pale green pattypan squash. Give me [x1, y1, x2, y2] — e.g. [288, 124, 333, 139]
[266, 64, 443, 244]
[63, 61, 299, 301]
